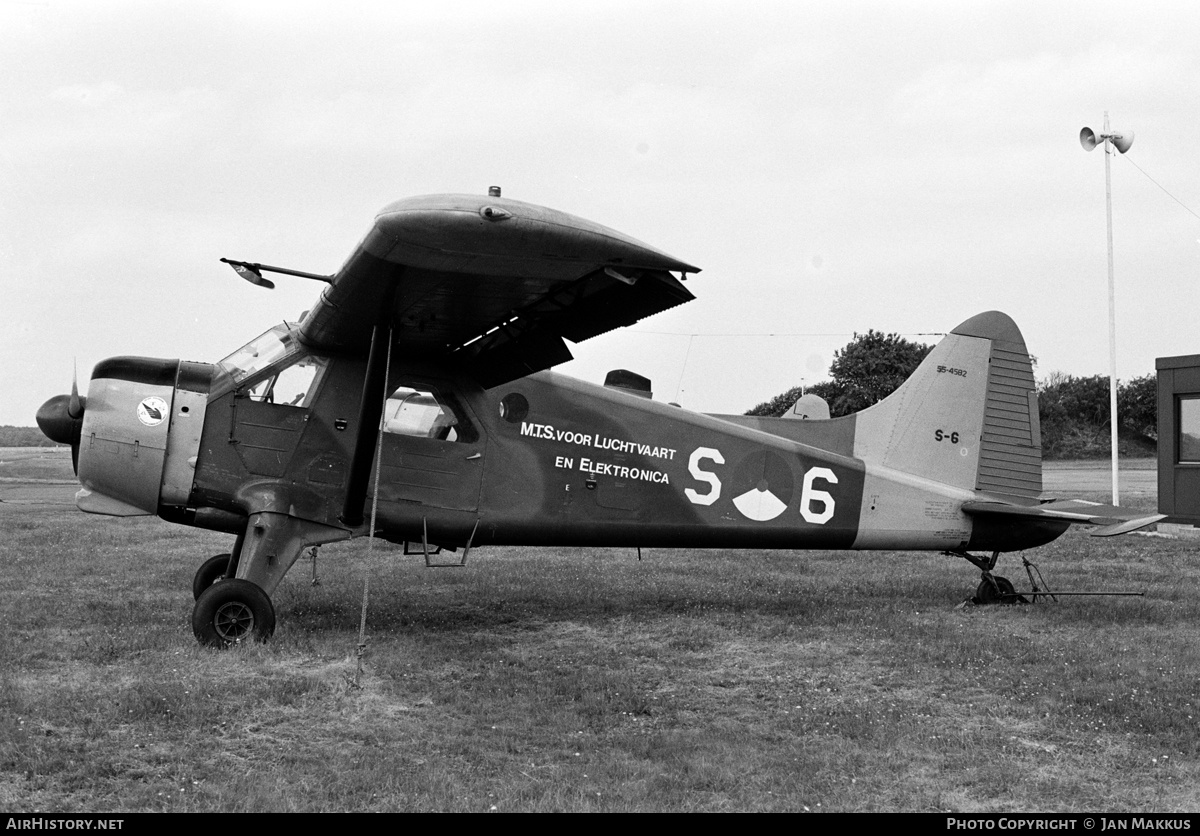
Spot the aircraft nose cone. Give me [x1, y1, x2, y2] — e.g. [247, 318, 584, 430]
[37, 393, 86, 474]
[36, 394, 83, 445]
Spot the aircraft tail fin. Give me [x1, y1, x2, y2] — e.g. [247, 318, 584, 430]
[851, 311, 1041, 500]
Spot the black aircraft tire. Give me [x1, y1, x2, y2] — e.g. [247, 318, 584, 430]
[192, 579, 276, 648]
[192, 553, 232, 600]
[974, 575, 1025, 606]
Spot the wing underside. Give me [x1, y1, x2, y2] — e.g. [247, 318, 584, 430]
[297, 194, 699, 387]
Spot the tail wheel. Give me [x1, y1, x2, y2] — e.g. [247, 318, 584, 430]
[192, 579, 276, 647]
[974, 575, 1026, 605]
[192, 553, 232, 600]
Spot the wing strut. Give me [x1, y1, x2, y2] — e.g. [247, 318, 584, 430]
[353, 327, 394, 686]
[342, 322, 394, 527]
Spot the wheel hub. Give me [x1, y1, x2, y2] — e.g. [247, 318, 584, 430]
[213, 601, 255, 642]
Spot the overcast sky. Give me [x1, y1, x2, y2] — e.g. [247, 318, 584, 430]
[3, 0, 1199, 426]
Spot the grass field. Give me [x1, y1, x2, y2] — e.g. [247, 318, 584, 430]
[1, 450, 1198, 812]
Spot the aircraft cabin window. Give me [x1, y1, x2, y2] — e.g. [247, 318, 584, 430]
[245, 356, 329, 407]
[383, 386, 475, 442]
[1179, 397, 1200, 463]
[219, 324, 299, 384]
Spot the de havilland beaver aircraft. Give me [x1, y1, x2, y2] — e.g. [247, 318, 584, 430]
[36, 191, 1163, 647]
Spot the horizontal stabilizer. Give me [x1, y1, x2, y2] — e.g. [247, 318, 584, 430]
[962, 499, 1165, 537]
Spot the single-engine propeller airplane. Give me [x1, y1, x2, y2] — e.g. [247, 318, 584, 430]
[36, 191, 1164, 646]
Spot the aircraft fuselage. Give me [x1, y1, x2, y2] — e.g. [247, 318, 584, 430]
[151, 345, 1063, 557]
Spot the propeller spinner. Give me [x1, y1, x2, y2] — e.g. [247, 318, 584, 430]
[35, 372, 86, 473]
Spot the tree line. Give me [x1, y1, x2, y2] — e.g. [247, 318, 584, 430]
[745, 331, 1157, 459]
[0, 426, 62, 447]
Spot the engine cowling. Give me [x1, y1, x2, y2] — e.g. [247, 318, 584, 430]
[38, 357, 213, 516]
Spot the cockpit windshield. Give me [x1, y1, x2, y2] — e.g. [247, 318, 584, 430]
[218, 324, 299, 385]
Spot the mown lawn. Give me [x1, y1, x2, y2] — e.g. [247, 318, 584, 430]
[1, 450, 1197, 812]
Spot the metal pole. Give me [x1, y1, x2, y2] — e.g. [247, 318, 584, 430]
[1103, 111, 1120, 505]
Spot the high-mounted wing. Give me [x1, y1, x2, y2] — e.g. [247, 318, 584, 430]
[298, 194, 700, 387]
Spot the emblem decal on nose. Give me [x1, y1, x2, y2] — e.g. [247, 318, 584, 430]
[137, 396, 169, 426]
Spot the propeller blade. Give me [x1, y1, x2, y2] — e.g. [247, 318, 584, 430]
[69, 366, 84, 419]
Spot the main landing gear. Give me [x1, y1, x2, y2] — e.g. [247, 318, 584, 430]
[946, 549, 1029, 605]
[192, 579, 276, 647]
[190, 550, 275, 647]
[188, 511, 351, 647]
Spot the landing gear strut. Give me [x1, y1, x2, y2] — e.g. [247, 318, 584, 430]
[187, 512, 351, 647]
